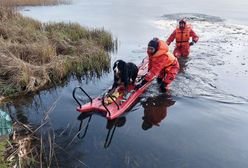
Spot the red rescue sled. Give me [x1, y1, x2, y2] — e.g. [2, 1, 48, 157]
[73, 57, 154, 120]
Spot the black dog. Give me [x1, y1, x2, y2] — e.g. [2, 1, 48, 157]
[109, 60, 138, 95]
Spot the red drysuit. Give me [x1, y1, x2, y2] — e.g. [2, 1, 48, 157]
[166, 21, 199, 58]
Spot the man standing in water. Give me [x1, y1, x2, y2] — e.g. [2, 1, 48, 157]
[135, 37, 179, 92]
[166, 19, 199, 58]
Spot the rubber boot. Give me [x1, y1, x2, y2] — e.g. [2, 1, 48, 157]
[159, 83, 167, 93]
[157, 78, 162, 84]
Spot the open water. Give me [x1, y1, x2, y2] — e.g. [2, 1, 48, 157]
[1, 0, 248, 167]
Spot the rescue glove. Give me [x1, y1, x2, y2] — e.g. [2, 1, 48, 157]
[135, 79, 148, 90]
[189, 41, 195, 46]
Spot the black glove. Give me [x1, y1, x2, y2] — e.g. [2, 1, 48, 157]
[189, 41, 195, 46]
[135, 79, 147, 90]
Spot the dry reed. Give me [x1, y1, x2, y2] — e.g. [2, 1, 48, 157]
[0, 6, 114, 97]
[1, 0, 71, 6]
[2, 93, 88, 167]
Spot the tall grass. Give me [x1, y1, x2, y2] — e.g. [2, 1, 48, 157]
[0, 6, 115, 97]
[1, 0, 71, 6]
[0, 140, 11, 168]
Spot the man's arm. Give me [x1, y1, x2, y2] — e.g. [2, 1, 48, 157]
[166, 30, 176, 46]
[190, 29, 199, 43]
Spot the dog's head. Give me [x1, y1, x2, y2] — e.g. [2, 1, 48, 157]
[113, 60, 126, 78]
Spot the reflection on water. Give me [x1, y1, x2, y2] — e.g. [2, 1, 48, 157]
[141, 94, 175, 130]
[76, 112, 93, 140]
[2, 94, 37, 125]
[3, 1, 248, 167]
[75, 94, 175, 148]
[76, 112, 126, 148]
[105, 116, 126, 148]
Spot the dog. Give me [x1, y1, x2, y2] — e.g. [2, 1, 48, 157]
[109, 60, 138, 95]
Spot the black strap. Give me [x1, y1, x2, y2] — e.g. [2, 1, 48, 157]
[176, 40, 188, 43]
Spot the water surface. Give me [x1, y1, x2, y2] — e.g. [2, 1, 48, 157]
[2, 0, 248, 167]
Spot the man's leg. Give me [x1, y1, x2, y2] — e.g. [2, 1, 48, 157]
[173, 47, 182, 58]
[161, 61, 180, 92]
[157, 69, 165, 84]
[181, 47, 190, 58]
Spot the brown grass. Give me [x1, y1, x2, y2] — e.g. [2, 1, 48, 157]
[3, 122, 41, 168]
[1, 0, 71, 6]
[0, 6, 114, 97]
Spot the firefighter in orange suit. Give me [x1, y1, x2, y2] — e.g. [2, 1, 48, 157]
[135, 38, 179, 92]
[166, 19, 199, 58]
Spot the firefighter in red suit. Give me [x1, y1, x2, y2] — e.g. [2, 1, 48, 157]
[166, 19, 199, 58]
[135, 38, 179, 92]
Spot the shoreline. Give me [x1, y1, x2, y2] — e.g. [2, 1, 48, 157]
[0, 6, 115, 98]
[0, 4, 115, 167]
[1, 0, 71, 7]
[0, 97, 4, 104]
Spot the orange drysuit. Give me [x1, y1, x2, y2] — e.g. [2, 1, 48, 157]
[145, 39, 179, 90]
[166, 22, 199, 58]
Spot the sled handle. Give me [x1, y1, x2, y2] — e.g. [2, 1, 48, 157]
[101, 96, 111, 117]
[109, 95, 120, 110]
[72, 87, 93, 107]
[101, 94, 120, 117]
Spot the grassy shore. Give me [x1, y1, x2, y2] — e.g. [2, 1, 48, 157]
[0, 139, 10, 168]
[0, 7, 114, 98]
[0, 121, 42, 168]
[1, 0, 71, 6]
[0, 4, 115, 167]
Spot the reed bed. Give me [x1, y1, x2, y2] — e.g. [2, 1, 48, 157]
[0, 0, 71, 6]
[0, 6, 115, 97]
[0, 2, 113, 167]
[1, 91, 88, 167]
